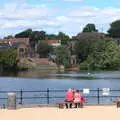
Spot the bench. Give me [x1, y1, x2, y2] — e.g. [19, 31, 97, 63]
[56, 97, 85, 109]
[56, 101, 84, 109]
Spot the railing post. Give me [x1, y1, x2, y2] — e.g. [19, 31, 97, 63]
[97, 88, 100, 104]
[7, 93, 16, 109]
[20, 89, 23, 105]
[47, 88, 49, 104]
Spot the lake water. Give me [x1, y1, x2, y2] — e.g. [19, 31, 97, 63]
[1, 70, 120, 90]
[0, 70, 120, 105]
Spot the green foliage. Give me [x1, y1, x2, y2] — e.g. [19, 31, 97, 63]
[30, 31, 46, 49]
[87, 39, 120, 70]
[79, 61, 89, 70]
[0, 49, 18, 70]
[76, 36, 120, 70]
[46, 34, 57, 40]
[4, 35, 13, 39]
[37, 43, 53, 58]
[14, 29, 70, 50]
[82, 23, 98, 32]
[108, 20, 120, 38]
[55, 46, 70, 67]
[46, 32, 70, 44]
[75, 39, 95, 62]
[15, 29, 46, 49]
[15, 29, 32, 38]
[57, 32, 70, 44]
[17, 58, 36, 70]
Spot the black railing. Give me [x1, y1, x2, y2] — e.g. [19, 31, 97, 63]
[0, 88, 120, 107]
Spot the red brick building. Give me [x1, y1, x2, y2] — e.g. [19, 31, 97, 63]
[0, 38, 30, 58]
[39, 40, 61, 47]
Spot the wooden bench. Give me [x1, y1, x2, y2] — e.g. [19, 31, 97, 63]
[56, 97, 85, 109]
[56, 102, 84, 109]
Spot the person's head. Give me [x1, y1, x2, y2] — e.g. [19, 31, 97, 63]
[73, 89, 76, 93]
[68, 88, 72, 92]
[76, 89, 79, 93]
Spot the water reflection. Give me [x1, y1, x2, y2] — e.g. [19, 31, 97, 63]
[1, 70, 120, 80]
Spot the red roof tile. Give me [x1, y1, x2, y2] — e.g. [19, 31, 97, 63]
[40, 40, 60, 44]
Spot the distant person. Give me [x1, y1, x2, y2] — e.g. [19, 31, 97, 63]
[74, 90, 81, 108]
[65, 89, 74, 108]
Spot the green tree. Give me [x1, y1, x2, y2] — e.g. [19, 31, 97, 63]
[37, 43, 53, 58]
[108, 20, 120, 38]
[15, 29, 32, 38]
[37, 31, 46, 40]
[75, 39, 95, 62]
[74, 32, 105, 63]
[55, 45, 70, 67]
[82, 23, 98, 32]
[87, 39, 120, 70]
[15, 29, 46, 49]
[4, 35, 13, 39]
[0, 49, 18, 71]
[57, 32, 70, 44]
[30, 31, 46, 49]
[46, 34, 57, 40]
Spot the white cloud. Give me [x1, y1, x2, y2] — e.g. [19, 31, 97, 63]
[54, 6, 120, 35]
[0, 3, 50, 20]
[0, 3, 120, 37]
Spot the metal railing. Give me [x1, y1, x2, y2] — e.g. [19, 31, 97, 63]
[0, 88, 120, 107]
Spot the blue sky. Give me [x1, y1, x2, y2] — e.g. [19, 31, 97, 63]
[0, 0, 120, 37]
[28, 0, 120, 8]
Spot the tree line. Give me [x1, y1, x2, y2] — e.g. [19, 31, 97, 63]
[2, 19, 120, 71]
[6, 29, 70, 49]
[75, 20, 120, 70]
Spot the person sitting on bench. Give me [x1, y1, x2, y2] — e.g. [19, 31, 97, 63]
[74, 89, 81, 108]
[65, 89, 74, 108]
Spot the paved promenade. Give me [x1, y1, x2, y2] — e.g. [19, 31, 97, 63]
[0, 105, 120, 120]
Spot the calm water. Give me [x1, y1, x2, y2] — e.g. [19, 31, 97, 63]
[0, 70, 120, 90]
[0, 70, 120, 105]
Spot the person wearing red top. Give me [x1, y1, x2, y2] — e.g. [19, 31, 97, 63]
[74, 90, 85, 108]
[74, 90, 81, 108]
[65, 89, 74, 108]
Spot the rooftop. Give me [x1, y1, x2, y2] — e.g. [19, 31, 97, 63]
[40, 40, 61, 44]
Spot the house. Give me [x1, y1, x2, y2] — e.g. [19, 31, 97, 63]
[0, 38, 30, 58]
[39, 40, 61, 47]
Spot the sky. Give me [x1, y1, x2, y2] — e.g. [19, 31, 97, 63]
[0, 0, 120, 37]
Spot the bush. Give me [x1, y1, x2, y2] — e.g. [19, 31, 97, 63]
[80, 61, 89, 70]
[17, 58, 36, 70]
